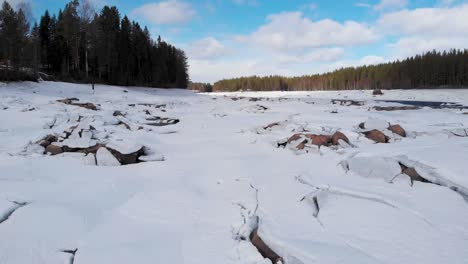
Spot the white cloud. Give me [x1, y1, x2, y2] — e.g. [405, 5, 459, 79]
[186, 37, 229, 60]
[374, 0, 408, 11]
[439, 0, 457, 6]
[356, 2, 372, 8]
[188, 11, 380, 82]
[378, 4, 468, 36]
[132, 0, 196, 25]
[388, 37, 468, 58]
[331, 55, 385, 69]
[232, 0, 258, 6]
[275, 47, 345, 64]
[378, 4, 468, 58]
[241, 12, 378, 52]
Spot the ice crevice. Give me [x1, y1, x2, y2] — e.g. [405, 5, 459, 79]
[60, 248, 78, 264]
[296, 175, 436, 228]
[232, 183, 285, 264]
[0, 200, 29, 224]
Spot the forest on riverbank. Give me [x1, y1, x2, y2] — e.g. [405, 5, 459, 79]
[213, 49, 468, 92]
[0, 0, 189, 88]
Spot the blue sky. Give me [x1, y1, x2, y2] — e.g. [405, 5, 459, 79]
[7, 0, 468, 82]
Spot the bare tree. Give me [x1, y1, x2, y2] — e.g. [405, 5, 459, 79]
[79, 0, 95, 79]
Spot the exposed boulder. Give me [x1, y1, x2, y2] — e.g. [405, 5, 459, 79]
[249, 229, 283, 264]
[113, 111, 126, 117]
[296, 140, 308, 150]
[46, 144, 64, 155]
[57, 98, 98, 110]
[106, 142, 145, 165]
[37, 134, 58, 147]
[306, 134, 332, 146]
[287, 133, 303, 143]
[388, 124, 406, 137]
[399, 163, 429, 184]
[285, 131, 350, 150]
[263, 122, 280, 130]
[364, 129, 389, 143]
[373, 89, 383, 96]
[331, 131, 350, 145]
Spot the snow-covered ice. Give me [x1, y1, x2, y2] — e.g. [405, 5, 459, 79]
[1, 81, 468, 263]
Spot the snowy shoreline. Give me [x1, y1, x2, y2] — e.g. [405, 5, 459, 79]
[1, 81, 468, 263]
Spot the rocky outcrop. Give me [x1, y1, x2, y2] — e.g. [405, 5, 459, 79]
[364, 129, 389, 143]
[388, 124, 406, 137]
[284, 131, 350, 150]
[373, 89, 383, 96]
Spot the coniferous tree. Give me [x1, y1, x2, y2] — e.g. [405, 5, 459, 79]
[0, 0, 190, 87]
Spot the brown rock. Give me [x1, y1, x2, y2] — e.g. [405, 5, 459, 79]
[107, 147, 145, 165]
[306, 134, 332, 146]
[388, 124, 406, 137]
[263, 122, 280, 130]
[57, 98, 79, 104]
[76, 102, 97, 110]
[331, 131, 350, 145]
[287, 133, 303, 143]
[400, 163, 429, 183]
[113, 111, 126, 117]
[250, 229, 283, 264]
[364, 129, 388, 143]
[38, 140, 51, 147]
[373, 89, 383, 96]
[44, 134, 58, 143]
[296, 140, 308, 150]
[46, 144, 64, 155]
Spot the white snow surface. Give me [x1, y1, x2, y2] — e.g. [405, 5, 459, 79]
[1, 81, 468, 263]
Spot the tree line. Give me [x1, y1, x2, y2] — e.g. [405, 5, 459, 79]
[213, 49, 468, 92]
[0, 0, 189, 88]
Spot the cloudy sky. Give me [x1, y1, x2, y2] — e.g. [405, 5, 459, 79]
[8, 0, 468, 82]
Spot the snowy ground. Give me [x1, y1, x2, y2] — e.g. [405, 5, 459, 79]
[1, 81, 468, 264]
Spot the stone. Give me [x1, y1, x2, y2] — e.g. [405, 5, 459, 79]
[373, 89, 383, 95]
[113, 111, 126, 117]
[388, 124, 406, 137]
[331, 131, 350, 145]
[43, 134, 58, 143]
[38, 140, 50, 147]
[106, 144, 145, 165]
[296, 140, 308, 150]
[364, 129, 388, 143]
[46, 144, 64, 155]
[287, 133, 303, 143]
[305, 134, 331, 146]
[400, 163, 429, 183]
[250, 229, 283, 264]
[263, 122, 280, 130]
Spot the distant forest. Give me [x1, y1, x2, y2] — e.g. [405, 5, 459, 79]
[0, 0, 189, 88]
[213, 49, 468, 92]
